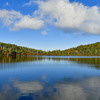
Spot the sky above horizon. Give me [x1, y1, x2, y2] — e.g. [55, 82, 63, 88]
[0, 0, 100, 50]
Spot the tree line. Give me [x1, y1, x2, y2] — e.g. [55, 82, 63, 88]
[0, 42, 100, 56]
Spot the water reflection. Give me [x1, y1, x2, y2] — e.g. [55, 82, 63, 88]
[0, 77, 100, 100]
[0, 56, 43, 63]
[13, 81, 43, 94]
[0, 56, 100, 100]
[0, 56, 100, 68]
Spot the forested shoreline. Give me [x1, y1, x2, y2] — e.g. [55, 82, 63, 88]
[0, 42, 100, 56]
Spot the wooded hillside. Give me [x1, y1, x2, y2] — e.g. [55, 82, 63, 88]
[0, 42, 100, 56]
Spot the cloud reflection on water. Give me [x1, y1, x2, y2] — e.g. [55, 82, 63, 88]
[0, 56, 100, 100]
[0, 76, 100, 100]
[13, 81, 43, 94]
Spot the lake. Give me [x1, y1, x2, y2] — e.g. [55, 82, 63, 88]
[0, 56, 100, 100]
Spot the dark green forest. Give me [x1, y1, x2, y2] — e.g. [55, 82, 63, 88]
[0, 42, 100, 56]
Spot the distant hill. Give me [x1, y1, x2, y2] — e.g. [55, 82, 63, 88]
[62, 42, 100, 56]
[0, 42, 100, 56]
[46, 42, 100, 56]
[0, 42, 44, 56]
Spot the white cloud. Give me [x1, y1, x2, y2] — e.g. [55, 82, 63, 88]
[1, 0, 100, 34]
[13, 16, 45, 30]
[41, 31, 47, 35]
[0, 9, 22, 26]
[34, 0, 100, 34]
[0, 9, 44, 31]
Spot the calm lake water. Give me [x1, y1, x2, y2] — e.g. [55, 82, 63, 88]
[0, 56, 100, 100]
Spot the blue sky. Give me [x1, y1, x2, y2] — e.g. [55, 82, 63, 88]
[0, 0, 100, 50]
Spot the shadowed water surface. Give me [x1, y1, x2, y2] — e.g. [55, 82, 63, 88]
[0, 56, 100, 100]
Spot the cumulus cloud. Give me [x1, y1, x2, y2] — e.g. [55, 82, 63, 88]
[0, 9, 22, 26]
[0, 9, 44, 31]
[1, 0, 100, 34]
[13, 16, 45, 30]
[34, 0, 100, 34]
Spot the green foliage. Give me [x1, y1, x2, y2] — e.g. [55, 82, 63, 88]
[0, 42, 100, 56]
[0, 42, 43, 56]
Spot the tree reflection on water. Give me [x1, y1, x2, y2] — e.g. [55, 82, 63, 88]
[0, 56, 100, 69]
